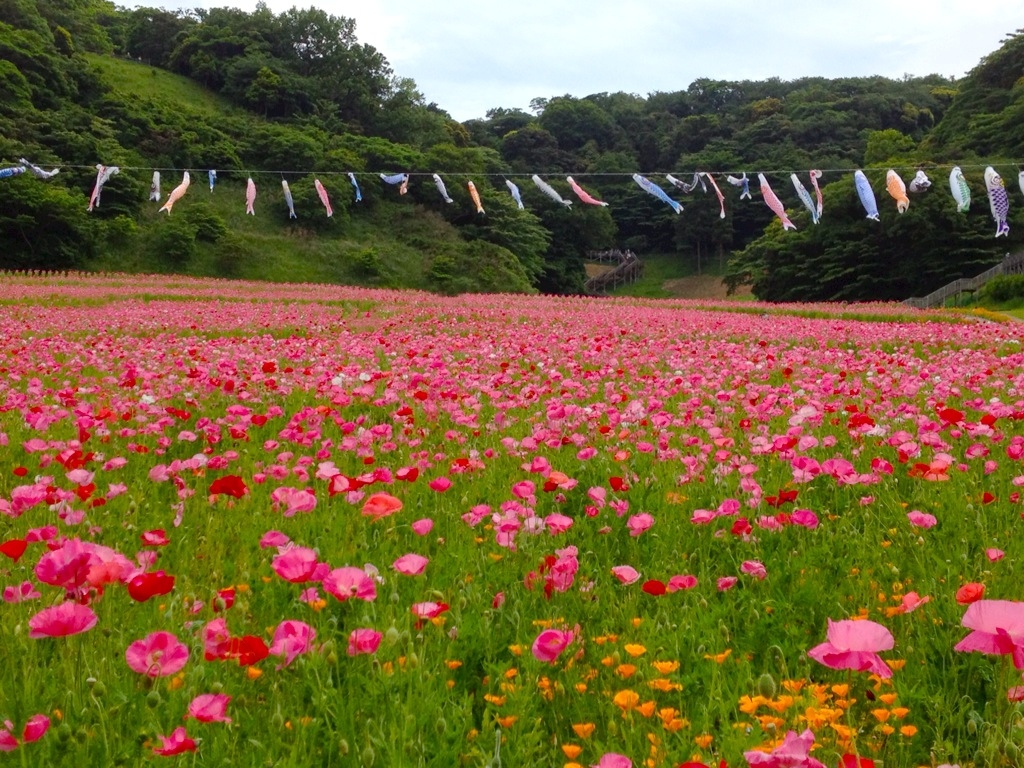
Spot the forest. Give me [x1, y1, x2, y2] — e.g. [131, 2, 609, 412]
[1, 0, 1022, 300]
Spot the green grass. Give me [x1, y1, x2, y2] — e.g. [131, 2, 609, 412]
[84, 54, 242, 118]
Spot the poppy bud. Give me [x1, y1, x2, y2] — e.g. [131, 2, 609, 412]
[146, 691, 161, 709]
[360, 745, 375, 765]
[338, 739, 349, 756]
[384, 626, 400, 645]
[757, 673, 777, 699]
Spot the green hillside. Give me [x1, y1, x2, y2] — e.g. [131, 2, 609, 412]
[3, 2, 1023, 300]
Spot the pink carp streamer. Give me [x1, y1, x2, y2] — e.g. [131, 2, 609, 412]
[314, 179, 333, 217]
[809, 169, 823, 219]
[158, 171, 189, 215]
[701, 172, 726, 218]
[757, 173, 796, 231]
[566, 177, 608, 206]
[88, 164, 120, 211]
[245, 177, 257, 216]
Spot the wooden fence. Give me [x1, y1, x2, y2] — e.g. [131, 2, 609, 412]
[584, 250, 643, 294]
[904, 251, 1024, 309]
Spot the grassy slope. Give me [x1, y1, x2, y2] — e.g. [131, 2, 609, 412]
[83, 56, 466, 289]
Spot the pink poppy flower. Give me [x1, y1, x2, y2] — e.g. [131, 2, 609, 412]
[790, 509, 819, 529]
[186, 694, 231, 723]
[203, 617, 231, 661]
[410, 518, 434, 536]
[906, 510, 937, 529]
[592, 754, 632, 768]
[152, 727, 197, 756]
[3, 581, 41, 603]
[140, 529, 170, 546]
[741, 560, 768, 580]
[347, 628, 382, 656]
[272, 547, 319, 583]
[28, 602, 98, 638]
[259, 530, 290, 548]
[807, 619, 894, 678]
[428, 476, 452, 492]
[717, 576, 738, 592]
[22, 714, 49, 743]
[743, 728, 825, 768]
[410, 601, 449, 620]
[900, 591, 931, 613]
[532, 628, 575, 663]
[954, 600, 1024, 668]
[269, 620, 316, 668]
[986, 548, 1005, 562]
[125, 631, 189, 677]
[322, 567, 377, 602]
[667, 575, 698, 592]
[361, 493, 403, 519]
[611, 565, 640, 585]
[393, 553, 429, 576]
[544, 513, 574, 534]
[0, 726, 16, 752]
[626, 513, 654, 537]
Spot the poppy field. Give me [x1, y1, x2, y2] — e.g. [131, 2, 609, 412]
[2, 273, 1024, 768]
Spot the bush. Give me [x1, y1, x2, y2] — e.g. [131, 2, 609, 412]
[979, 274, 1024, 303]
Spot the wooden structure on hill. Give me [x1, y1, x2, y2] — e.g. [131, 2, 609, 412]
[904, 251, 1024, 308]
[584, 250, 643, 294]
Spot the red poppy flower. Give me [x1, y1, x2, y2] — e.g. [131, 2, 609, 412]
[0, 539, 27, 562]
[127, 571, 175, 602]
[209, 475, 248, 498]
[642, 579, 667, 596]
[227, 635, 270, 666]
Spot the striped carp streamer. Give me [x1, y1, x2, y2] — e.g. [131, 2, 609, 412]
[854, 170, 880, 221]
[149, 171, 160, 202]
[0, 166, 26, 179]
[791, 173, 819, 224]
[158, 171, 189, 214]
[758, 173, 796, 231]
[532, 175, 572, 207]
[88, 164, 120, 211]
[566, 176, 608, 206]
[282, 180, 296, 219]
[208, 170, 217, 192]
[886, 169, 910, 214]
[315, 178, 333, 217]
[632, 174, 682, 214]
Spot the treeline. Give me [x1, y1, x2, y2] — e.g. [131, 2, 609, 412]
[1, 0, 1022, 300]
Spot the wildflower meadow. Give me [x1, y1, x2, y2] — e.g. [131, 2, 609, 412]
[1, 273, 1023, 768]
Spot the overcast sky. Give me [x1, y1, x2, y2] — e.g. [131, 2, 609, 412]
[162, 0, 1021, 121]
